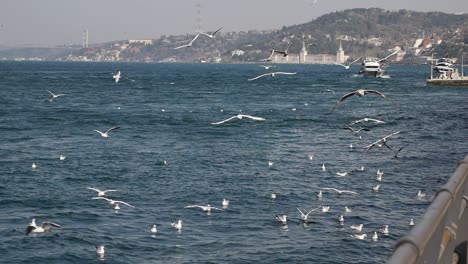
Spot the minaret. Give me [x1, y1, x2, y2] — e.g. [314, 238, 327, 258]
[336, 40, 344, 63]
[300, 40, 308, 64]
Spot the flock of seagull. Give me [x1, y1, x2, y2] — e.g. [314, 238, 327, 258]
[22, 35, 426, 260]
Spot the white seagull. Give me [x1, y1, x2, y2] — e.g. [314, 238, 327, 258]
[336, 172, 349, 177]
[259, 65, 276, 70]
[151, 224, 158, 234]
[351, 234, 367, 240]
[211, 114, 265, 125]
[333, 57, 362, 69]
[338, 215, 344, 223]
[113, 71, 121, 83]
[317, 190, 322, 199]
[372, 231, 379, 241]
[297, 208, 317, 221]
[92, 197, 135, 208]
[417, 190, 426, 198]
[321, 187, 358, 195]
[349, 117, 385, 126]
[350, 224, 363, 232]
[86, 187, 119, 197]
[322, 206, 330, 213]
[380, 225, 389, 235]
[222, 199, 229, 208]
[171, 220, 183, 230]
[275, 214, 288, 224]
[409, 219, 415, 227]
[185, 204, 223, 212]
[372, 184, 381, 192]
[271, 193, 277, 199]
[32, 163, 38, 169]
[248, 72, 296, 81]
[344, 206, 352, 213]
[96, 245, 105, 256]
[366, 131, 401, 151]
[200, 27, 223, 39]
[93, 126, 120, 138]
[26, 218, 61, 235]
[46, 90, 65, 102]
[321, 164, 326, 171]
[59, 155, 66, 161]
[330, 89, 386, 113]
[174, 33, 200, 49]
[261, 49, 276, 62]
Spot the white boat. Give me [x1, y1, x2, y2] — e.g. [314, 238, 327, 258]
[433, 58, 454, 73]
[359, 51, 398, 77]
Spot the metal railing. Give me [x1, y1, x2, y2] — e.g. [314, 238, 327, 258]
[388, 155, 468, 264]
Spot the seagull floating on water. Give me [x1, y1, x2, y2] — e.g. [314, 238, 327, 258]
[26, 218, 61, 235]
[174, 33, 200, 49]
[372, 231, 379, 241]
[275, 214, 288, 224]
[59, 155, 66, 161]
[46, 90, 65, 102]
[417, 190, 426, 198]
[271, 193, 277, 199]
[333, 57, 362, 69]
[87, 187, 119, 197]
[297, 208, 317, 221]
[344, 206, 352, 213]
[307, 153, 315, 160]
[32, 163, 37, 169]
[380, 225, 389, 235]
[151, 224, 157, 234]
[113, 71, 121, 83]
[321, 164, 326, 171]
[322, 206, 330, 213]
[350, 224, 363, 232]
[336, 172, 349, 177]
[222, 199, 229, 208]
[248, 72, 297, 81]
[211, 114, 265, 125]
[96, 245, 105, 256]
[317, 190, 322, 199]
[351, 233, 367, 240]
[322, 187, 358, 195]
[330, 89, 386, 113]
[94, 126, 120, 138]
[338, 215, 344, 223]
[409, 219, 415, 227]
[171, 220, 182, 230]
[372, 184, 381, 192]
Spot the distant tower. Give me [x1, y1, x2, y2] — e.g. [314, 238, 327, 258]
[300, 40, 308, 64]
[195, 2, 203, 33]
[82, 29, 89, 49]
[336, 40, 345, 63]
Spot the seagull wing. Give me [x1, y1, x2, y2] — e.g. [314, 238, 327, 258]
[211, 27, 223, 36]
[93, 130, 105, 136]
[43, 222, 61, 228]
[103, 189, 118, 193]
[349, 57, 362, 66]
[322, 187, 339, 193]
[105, 126, 120, 134]
[25, 225, 36, 235]
[274, 72, 297, 75]
[240, 115, 265, 121]
[211, 115, 238, 125]
[188, 33, 200, 44]
[185, 205, 203, 209]
[330, 91, 357, 113]
[378, 50, 398, 63]
[363, 90, 386, 98]
[174, 44, 189, 50]
[248, 73, 270, 81]
[297, 208, 305, 217]
[341, 190, 358, 195]
[333, 62, 347, 68]
[45, 90, 56, 97]
[86, 187, 102, 193]
[115, 200, 135, 208]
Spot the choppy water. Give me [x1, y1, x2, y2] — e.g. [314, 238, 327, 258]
[0, 61, 467, 264]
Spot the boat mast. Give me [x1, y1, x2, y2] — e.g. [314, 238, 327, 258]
[430, 53, 434, 80]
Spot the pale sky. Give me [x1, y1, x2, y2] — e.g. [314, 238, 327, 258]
[0, 0, 467, 47]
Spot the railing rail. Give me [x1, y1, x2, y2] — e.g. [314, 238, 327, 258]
[388, 155, 468, 264]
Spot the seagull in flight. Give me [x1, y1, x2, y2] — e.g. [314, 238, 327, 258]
[113, 71, 121, 83]
[259, 65, 276, 70]
[322, 89, 336, 95]
[174, 33, 200, 49]
[26, 218, 61, 235]
[382, 142, 408, 158]
[93, 126, 120, 138]
[185, 204, 223, 212]
[321, 187, 358, 195]
[46, 90, 65, 102]
[86, 187, 119, 197]
[378, 50, 399, 63]
[365, 131, 401, 150]
[330, 89, 386, 113]
[271, 43, 292, 57]
[92, 197, 135, 208]
[248, 72, 296, 81]
[348, 118, 385, 126]
[333, 57, 362, 69]
[211, 114, 265, 125]
[200, 27, 223, 39]
[261, 49, 276, 62]
[307, 43, 318, 49]
[343, 126, 369, 136]
[297, 208, 317, 221]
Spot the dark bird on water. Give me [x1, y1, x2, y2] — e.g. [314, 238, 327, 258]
[330, 89, 386, 113]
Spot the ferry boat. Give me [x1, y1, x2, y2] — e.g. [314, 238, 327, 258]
[359, 51, 398, 77]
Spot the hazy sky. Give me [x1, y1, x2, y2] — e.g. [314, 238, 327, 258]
[1, 0, 467, 47]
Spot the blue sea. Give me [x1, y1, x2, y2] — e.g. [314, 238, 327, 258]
[0, 61, 467, 263]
